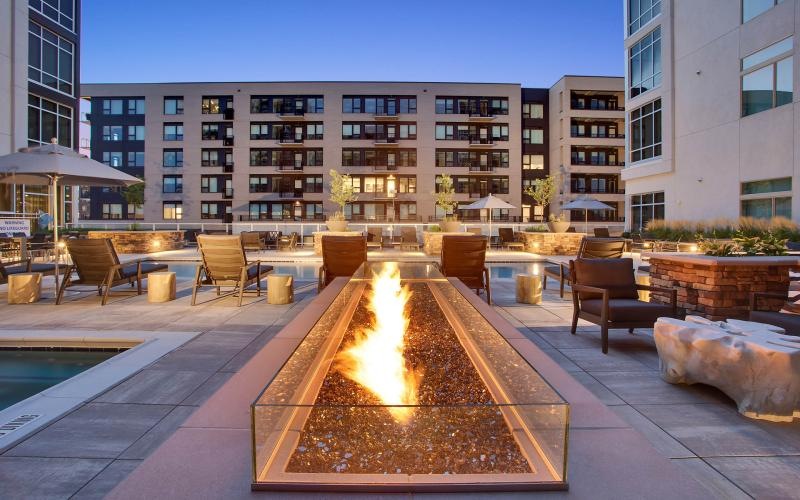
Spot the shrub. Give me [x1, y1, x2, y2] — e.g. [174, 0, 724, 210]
[645, 217, 799, 242]
[524, 225, 548, 232]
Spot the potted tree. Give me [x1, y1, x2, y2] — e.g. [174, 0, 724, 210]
[327, 169, 357, 232]
[525, 174, 568, 233]
[434, 174, 460, 232]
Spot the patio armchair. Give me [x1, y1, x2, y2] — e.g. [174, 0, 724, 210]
[192, 235, 273, 306]
[399, 227, 421, 251]
[240, 231, 265, 251]
[264, 231, 282, 249]
[318, 235, 367, 291]
[366, 227, 383, 250]
[277, 232, 298, 251]
[543, 237, 626, 298]
[749, 291, 800, 336]
[56, 238, 168, 305]
[438, 235, 491, 304]
[570, 257, 678, 353]
[498, 227, 524, 251]
[593, 227, 611, 238]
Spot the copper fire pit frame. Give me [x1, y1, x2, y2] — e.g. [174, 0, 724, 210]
[251, 262, 569, 492]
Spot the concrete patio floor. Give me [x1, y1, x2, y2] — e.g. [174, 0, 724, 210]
[0, 267, 797, 499]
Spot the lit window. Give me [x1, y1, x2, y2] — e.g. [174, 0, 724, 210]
[163, 202, 183, 220]
[523, 154, 544, 170]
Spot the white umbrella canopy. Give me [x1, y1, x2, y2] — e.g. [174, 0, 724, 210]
[463, 194, 517, 238]
[0, 140, 143, 287]
[561, 195, 616, 234]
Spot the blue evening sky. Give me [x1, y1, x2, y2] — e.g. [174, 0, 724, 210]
[81, 0, 623, 88]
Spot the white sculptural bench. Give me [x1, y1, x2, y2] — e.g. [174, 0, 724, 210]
[654, 316, 800, 422]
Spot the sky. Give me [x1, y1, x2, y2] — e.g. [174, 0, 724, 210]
[80, 0, 623, 88]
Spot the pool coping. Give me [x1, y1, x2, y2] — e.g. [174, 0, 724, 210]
[0, 329, 200, 453]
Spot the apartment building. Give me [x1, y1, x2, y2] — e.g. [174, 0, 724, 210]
[520, 88, 550, 221]
[622, 0, 799, 230]
[0, 0, 81, 224]
[81, 82, 533, 224]
[549, 76, 626, 229]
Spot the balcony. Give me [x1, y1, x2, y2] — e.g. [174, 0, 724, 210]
[570, 187, 625, 195]
[279, 190, 304, 198]
[468, 165, 496, 173]
[468, 137, 494, 146]
[278, 108, 305, 120]
[224, 108, 235, 120]
[239, 214, 325, 222]
[223, 163, 234, 173]
[467, 111, 496, 121]
[571, 159, 625, 167]
[223, 137, 234, 146]
[570, 101, 624, 111]
[278, 161, 304, 172]
[374, 136, 399, 147]
[373, 164, 399, 172]
[279, 136, 304, 145]
[373, 111, 399, 120]
[571, 132, 625, 139]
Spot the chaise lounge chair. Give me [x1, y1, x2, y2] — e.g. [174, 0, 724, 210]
[56, 238, 168, 305]
[192, 235, 273, 306]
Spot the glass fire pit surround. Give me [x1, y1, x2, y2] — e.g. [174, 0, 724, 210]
[251, 262, 569, 492]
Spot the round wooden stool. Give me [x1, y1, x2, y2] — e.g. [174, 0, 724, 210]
[148, 271, 176, 303]
[267, 274, 294, 305]
[8, 272, 42, 304]
[516, 273, 542, 305]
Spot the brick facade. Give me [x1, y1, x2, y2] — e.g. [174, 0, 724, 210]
[87, 231, 185, 254]
[520, 232, 586, 256]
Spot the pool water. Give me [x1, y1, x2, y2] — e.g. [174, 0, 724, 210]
[488, 263, 543, 280]
[0, 350, 121, 411]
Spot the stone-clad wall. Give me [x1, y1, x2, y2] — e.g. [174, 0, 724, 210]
[649, 255, 798, 320]
[87, 231, 185, 254]
[520, 232, 586, 256]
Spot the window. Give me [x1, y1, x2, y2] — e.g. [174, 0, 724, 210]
[202, 97, 220, 114]
[127, 204, 144, 220]
[742, 0, 784, 23]
[522, 103, 544, 119]
[306, 97, 324, 113]
[29, 0, 75, 31]
[523, 128, 544, 144]
[741, 37, 793, 116]
[201, 203, 222, 219]
[101, 203, 122, 220]
[630, 191, 665, 230]
[128, 99, 145, 115]
[102, 99, 123, 115]
[342, 96, 416, 114]
[163, 176, 182, 193]
[163, 202, 183, 220]
[202, 149, 221, 166]
[102, 126, 123, 141]
[202, 123, 220, 140]
[127, 125, 145, 141]
[28, 21, 74, 95]
[164, 97, 184, 115]
[127, 151, 144, 167]
[523, 154, 544, 170]
[306, 123, 324, 140]
[102, 151, 123, 167]
[163, 149, 183, 167]
[163, 123, 183, 141]
[629, 0, 661, 35]
[629, 27, 662, 97]
[629, 99, 662, 163]
[28, 94, 72, 147]
[741, 178, 791, 218]
[201, 176, 220, 193]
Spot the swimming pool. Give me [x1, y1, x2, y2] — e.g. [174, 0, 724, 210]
[0, 349, 123, 411]
[487, 262, 543, 280]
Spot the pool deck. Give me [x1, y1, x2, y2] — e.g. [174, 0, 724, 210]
[0, 256, 797, 499]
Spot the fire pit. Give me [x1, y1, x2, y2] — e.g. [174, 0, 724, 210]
[251, 262, 569, 492]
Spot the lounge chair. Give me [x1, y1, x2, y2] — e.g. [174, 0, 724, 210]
[277, 232, 298, 251]
[192, 235, 273, 306]
[399, 227, 421, 251]
[498, 227, 524, 251]
[366, 227, 383, 250]
[543, 237, 626, 298]
[56, 238, 168, 305]
[570, 257, 678, 353]
[264, 231, 282, 249]
[318, 236, 367, 291]
[593, 227, 610, 238]
[749, 292, 800, 336]
[439, 235, 491, 304]
[466, 227, 482, 236]
[0, 258, 70, 285]
[240, 231, 265, 251]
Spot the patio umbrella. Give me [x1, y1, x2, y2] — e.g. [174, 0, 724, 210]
[561, 195, 616, 234]
[463, 193, 516, 239]
[0, 139, 142, 286]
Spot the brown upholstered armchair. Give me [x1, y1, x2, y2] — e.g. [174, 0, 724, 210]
[570, 258, 678, 354]
[543, 237, 626, 298]
[438, 235, 491, 304]
[749, 292, 800, 336]
[318, 236, 367, 291]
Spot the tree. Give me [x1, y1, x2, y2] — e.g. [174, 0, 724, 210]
[524, 174, 559, 220]
[434, 174, 458, 220]
[121, 182, 144, 206]
[328, 169, 357, 220]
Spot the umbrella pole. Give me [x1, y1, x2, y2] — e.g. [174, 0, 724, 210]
[51, 175, 60, 291]
[585, 209, 588, 235]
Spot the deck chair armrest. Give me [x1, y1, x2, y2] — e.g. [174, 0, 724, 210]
[751, 291, 792, 311]
[571, 284, 610, 322]
[571, 284, 609, 296]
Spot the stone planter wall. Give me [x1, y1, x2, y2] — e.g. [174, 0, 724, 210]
[520, 232, 586, 256]
[312, 231, 362, 255]
[422, 231, 469, 256]
[87, 230, 185, 254]
[648, 254, 799, 320]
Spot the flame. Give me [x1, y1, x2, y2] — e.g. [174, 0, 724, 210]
[335, 263, 420, 423]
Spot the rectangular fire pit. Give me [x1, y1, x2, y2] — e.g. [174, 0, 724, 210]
[251, 262, 569, 492]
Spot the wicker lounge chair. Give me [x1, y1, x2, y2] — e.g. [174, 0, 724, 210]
[543, 237, 626, 298]
[439, 235, 491, 304]
[570, 257, 678, 353]
[318, 235, 367, 291]
[192, 235, 273, 306]
[56, 238, 168, 305]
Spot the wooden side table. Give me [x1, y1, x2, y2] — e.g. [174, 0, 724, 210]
[516, 273, 542, 304]
[267, 274, 294, 305]
[148, 271, 176, 303]
[8, 272, 42, 304]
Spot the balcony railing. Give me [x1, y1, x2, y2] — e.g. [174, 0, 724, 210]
[279, 136, 304, 144]
[278, 107, 305, 117]
[570, 101, 624, 111]
[468, 111, 495, 119]
[468, 165, 495, 172]
[374, 111, 399, 119]
[374, 136, 398, 145]
[570, 132, 625, 139]
[570, 187, 625, 194]
[278, 190, 304, 198]
[223, 163, 234, 173]
[278, 161, 304, 171]
[239, 214, 325, 222]
[468, 137, 494, 145]
[373, 164, 399, 171]
[571, 159, 625, 167]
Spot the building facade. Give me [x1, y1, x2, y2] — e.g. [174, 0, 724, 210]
[622, 0, 799, 230]
[0, 0, 81, 224]
[81, 82, 540, 224]
[549, 76, 626, 230]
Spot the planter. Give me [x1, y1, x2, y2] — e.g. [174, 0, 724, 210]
[439, 220, 461, 233]
[326, 219, 348, 232]
[547, 221, 570, 233]
[519, 232, 586, 255]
